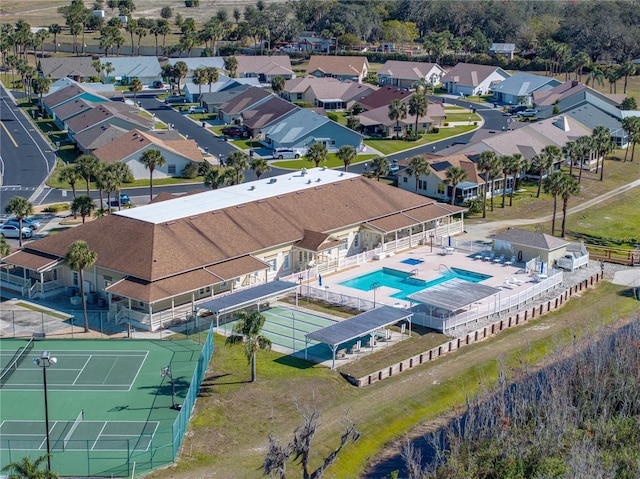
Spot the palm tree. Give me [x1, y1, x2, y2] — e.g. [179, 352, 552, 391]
[572, 51, 590, 81]
[2, 454, 58, 478]
[306, 142, 328, 168]
[140, 149, 166, 200]
[64, 240, 97, 333]
[110, 162, 132, 210]
[250, 157, 271, 180]
[533, 145, 560, 198]
[223, 55, 238, 78]
[499, 155, 519, 208]
[388, 99, 407, 138]
[408, 92, 427, 135]
[0, 236, 10, 258]
[543, 170, 565, 236]
[226, 150, 249, 184]
[205, 66, 219, 92]
[172, 61, 188, 93]
[507, 153, 523, 207]
[336, 145, 356, 172]
[192, 67, 206, 97]
[477, 151, 496, 218]
[49, 24, 61, 53]
[621, 116, 640, 162]
[620, 61, 636, 95]
[71, 195, 96, 224]
[591, 125, 612, 180]
[406, 155, 430, 193]
[204, 167, 233, 189]
[76, 154, 99, 196]
[271, 75, 285, 96]
[225, 310, 271, 383]
[562, 140, 580, 179]
[575, 135, 594, 184]
[444, 165, 467, 205]
[585, 64, 605, 88]
[5, 196, 33, 248]
[103, 61, 114, 82]
[560, 176, 580, 238]
[371, 156, 390, 181]
[32, 76, 50, 112]
[59, 164, 81, 199]
[128, 77, 142, 103]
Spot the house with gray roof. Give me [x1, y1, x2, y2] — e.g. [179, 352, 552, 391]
[200, 84, 252, 113]
[489, 43, 516, 59]
[356, 100, 445, 138]
[66, 103, 154, 139]
[376, 60, 446, 90]
[99, 56, 161, 86]
[42, 84, 109, 117]
[183, 75, 260, 103]
[38, 57, 96, 81]
[441, 62, 510, 96]
[167, 57, 225, 78]
[235, 55, 295, 83]
[74, 124, 129, 154]
[46, 77, 118, 97]
[262, 108, 364, 153]
[218, 87, 273, 124]
[51, 98, 94, 129]
[492, 72, 561, 106]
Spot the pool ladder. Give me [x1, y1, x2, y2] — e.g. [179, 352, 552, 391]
[439, 264, 453, 274]
[410, 268, 419, 277]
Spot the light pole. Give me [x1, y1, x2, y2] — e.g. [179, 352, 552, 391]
[429, 233, 435, 253]
[161, 365, 182, 410]
[291, 313, 296, 352]
[371, 282, 380, 308]
[33, 351, 57, 472]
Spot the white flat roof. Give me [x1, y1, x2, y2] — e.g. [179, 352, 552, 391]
[115, 167, 359, 224]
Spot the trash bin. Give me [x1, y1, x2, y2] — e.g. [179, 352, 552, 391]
[87, 292, 98, 304]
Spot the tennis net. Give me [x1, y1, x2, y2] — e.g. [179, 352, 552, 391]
[64, 410, 84, 450]
[0, 338, 35, 387]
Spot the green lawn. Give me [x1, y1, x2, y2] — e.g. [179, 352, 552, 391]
[187, 112, 217, 121]
[0, 72, 23, 90]
[138, 110, 152, 118]
[154, 121, 168, 130]
[230, 139, 262, 149]
[444, 112, 482, 122]
[364, 125, 476, 155]
[271, 153, 378, 170]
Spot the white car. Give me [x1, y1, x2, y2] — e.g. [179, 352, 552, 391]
[188, 106, 207, 114]
[0, 224, 32, 239]
[273, 148, 301, 159]
[5, 216, 41, 230]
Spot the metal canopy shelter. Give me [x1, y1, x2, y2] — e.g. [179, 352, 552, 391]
[305, 305, 413, 369]
[408, 278, 500, 311]
[197, 280, 299, 328]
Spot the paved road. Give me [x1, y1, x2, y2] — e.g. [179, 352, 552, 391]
[0, 83, 57, 212]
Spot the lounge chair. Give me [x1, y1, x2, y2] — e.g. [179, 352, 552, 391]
[485, 252, 495, 262]
[511, 276, 524, 285]
[504, 255, 516, 266]
[493, 254, 505, 264]
[503, 278, 514, 288]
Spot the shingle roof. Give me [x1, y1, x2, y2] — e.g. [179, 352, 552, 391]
[24, 171, 451, 281]
[42, 85, 87, 109]
[492, 72, 560, 97]
[377, 60, 443, 81]
[200, 84, 252, 106]
[442, 62, 509, 87]
[261, 109, 333, 144]
[51, 98, 94, 121]
[307, 55, 368, 76]
[219, 87, 272, 114]
[356, 100, 445, 127]
[98, 56, 161, 79]
[39, 57, 96, 79]
[235, 55, 294, 76]
[490, 43, 515, 53]
[66, 103, 154, 133]
[167, 57, 225, 73]
[427, 153, 484, 184]
[356, 85, 412, 110]
[241, 97, 297, 130]
[73, 124, 128, 152]
[493, 229, 569, 250]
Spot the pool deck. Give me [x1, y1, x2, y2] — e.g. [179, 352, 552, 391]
[315, 246, 531, 311]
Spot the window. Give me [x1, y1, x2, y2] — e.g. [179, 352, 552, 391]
[419, 179, 427, 190]
[168, 164, 176, 174]
[72, 272, 78, 286]
[282, 253, 290, 270]
[296, 93, 303, 100]
[403, 177, 408, 183]
[267, 258, 277, 272]
[339, 238, 348, 251]
[331, 140, 336, 145]
[353, 233, 359, 249]
[437, 184, 445, 195]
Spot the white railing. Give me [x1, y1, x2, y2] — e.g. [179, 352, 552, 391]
[0, 270, 29, 287]
[29, 282, 39, 298]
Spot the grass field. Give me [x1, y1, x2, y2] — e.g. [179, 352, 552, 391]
[364, 125, 476, 155]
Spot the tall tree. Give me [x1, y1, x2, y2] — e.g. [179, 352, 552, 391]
[250, 157, 271, 180]
[31, 76, 50, 112]
[306, 142, 328, 168]
[204, 167, 234, 189]
[128, 77, 142, 102]
[191, 67, 206, 96]
[63, 240, 97, 333]
[271, 75, 285, 96]
[172, 60, 188, 92]
[48, 24, 61, 53]
[336, 145, 356, 172]
[406, 155, 430, 193]
[59, 165, 82, 201]
[408, 92, 427, 135]
[444, 165, 468, 205]
[71, 195, 96, 224]
[226, 150, 249, 184]
[76, 154, 99, 196]
[225, 311, 271, 383]
[620, 62, 636, 95]
[140, 149, 166, 200]
[543, 170, 565, 236]
[5, 196, 33, 248]
[575, 135, 594, 184]
[533, 145, 560, 198]
[1, 454, 58, 479]
[562, 139, 579, 180]
[591, 125, 612, 181]
[205, 66, 218, 92]
[388, 99, 407, 138]
[560, 176, 580, 238]
[371, 156, 390, 181]
[224, 55, 238, 78]
[621, 116, 640, 162]
[508, 153, 524, 206]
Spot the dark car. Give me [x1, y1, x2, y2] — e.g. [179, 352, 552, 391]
[221, 126, 248, 138]
[507, 105, 528, 115]
[152, 80, 164, 89]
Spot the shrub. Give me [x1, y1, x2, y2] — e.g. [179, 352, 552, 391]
[444, 122, 449, 126]
[43, 203, 69, 213]
[430, 127, 440, 134]
[181, 162, 199, 179]
[327, 112, 339, 122]
[294, 101, 313, 109]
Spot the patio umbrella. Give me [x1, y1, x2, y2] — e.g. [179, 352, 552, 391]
[319, 274, 322, 286]
[448, 236, 451, 247]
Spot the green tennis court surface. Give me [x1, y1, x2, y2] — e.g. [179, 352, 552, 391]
[0, 334, 213, 477]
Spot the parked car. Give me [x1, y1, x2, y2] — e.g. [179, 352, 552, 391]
[152, 80, 164, 89]
[119, 193, 131, 205]
[0, 224, 32, 239]
[164, 95, 186, 104]
[221, 126, 249, 138]
[188, 106, 207, 114]
[507, 105, 528, 115]
[518, 109, 538, 118]
[5, 216, 41, 230]
[273, 148, 301, 159]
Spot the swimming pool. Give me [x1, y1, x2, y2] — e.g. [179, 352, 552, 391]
[339, 267, 492, 301]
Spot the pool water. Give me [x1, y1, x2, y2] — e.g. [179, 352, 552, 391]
[400, 258, 424, 266]
[339, 267, 492, 301]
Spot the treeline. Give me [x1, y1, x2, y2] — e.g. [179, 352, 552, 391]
[399, 318, 640, 479]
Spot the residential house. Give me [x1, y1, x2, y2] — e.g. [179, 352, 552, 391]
[533, 80, 628, 147]
[42, 84, 109, 118]
[376, 60, 446, 90]
[51, 98, 94, 130]
[218, 87, 273, 124]
[240, 97, 298, 138]
[1, 169, 465, 331]
[356, 100, 445, 137]
[65, 103, 154, 140]
[166, 57, 225, 78]
[356, 85, 412, 111]
[282, 76, 376, 110]
[38, 57, 96, 82]
[46, 77, 118, 97]
[235, 55, 295, 83]
[298, 32, 332, 52]
[441, 62, 510, 96]
[262, 108, 364, 152]
[492, 72, 561, 106]
[99, 56, 162, 85]
[183, 76, 260, 103]
[92, 129, 203, 180]
[397, 153, 487, 204]
[489, 43, 516, 60]
[307, 56, 369, 83]
[73, 124, 129, 154]
[492, 229, 574, 268]
[200, 84, 252, 114]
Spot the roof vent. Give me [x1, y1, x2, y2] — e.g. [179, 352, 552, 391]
[339, 172, 344, 176]
[301, 168, 307, 175]
[268, 178, 277, 184]
[249, 185, 256, 190]
[307, 179, 312, 184]
[133, 133, 139, 139]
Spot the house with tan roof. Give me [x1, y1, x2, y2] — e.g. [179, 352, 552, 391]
[355, 85, 412, 111]
[1, 169, 465, 331]
[441, 62, 510, 96]
[356, 100, 445, 137]
[235, 55, 295, 83]
[397, 153, 488, 204]
[38, 57, 96, 81]
[65, 102, 154, 139]
[218, 86, 273, 124]
[282, 76, 376, 110]
[92, 129, 203, 180]
[42, 84, 109, 117]
[307, 55, 369, 83]
[376, 60, 446, 90]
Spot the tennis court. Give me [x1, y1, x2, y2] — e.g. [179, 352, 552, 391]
[0, 335, 212, 477]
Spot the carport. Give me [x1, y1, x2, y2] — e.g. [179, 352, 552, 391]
[197, 280, 299, 329]
[305, 305, 413, 369]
